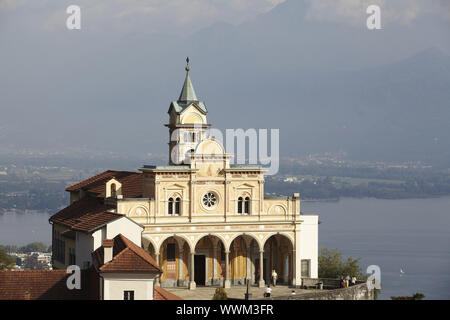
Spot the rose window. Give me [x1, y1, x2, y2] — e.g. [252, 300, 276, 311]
[202, 192, 217, 208]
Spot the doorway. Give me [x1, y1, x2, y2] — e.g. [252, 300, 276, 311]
[194, 255, 206, 286]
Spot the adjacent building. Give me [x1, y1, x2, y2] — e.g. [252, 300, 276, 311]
[0, 233, 180, 300]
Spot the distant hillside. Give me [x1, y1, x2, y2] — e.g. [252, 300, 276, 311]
[1, 0, 449, 166]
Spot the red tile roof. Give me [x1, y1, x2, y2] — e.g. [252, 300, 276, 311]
[92, 234, 162, 273]
[66, 170, 143, 198]
[71, 211, 123, 232]
[49, 197, 121, 233]
[154, 286, 183, 300]
[66, 170, 119, 192]
[0, 268, 99, 300]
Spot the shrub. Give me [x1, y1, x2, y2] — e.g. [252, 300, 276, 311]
[212, 287, 228, 300]
[0, 248, 15, 270]
[391, 292, 425, 300]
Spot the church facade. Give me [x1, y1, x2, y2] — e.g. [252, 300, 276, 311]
[51, 62, 318, 290]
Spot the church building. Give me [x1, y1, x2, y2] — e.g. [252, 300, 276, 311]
[49, 61, 319, 290]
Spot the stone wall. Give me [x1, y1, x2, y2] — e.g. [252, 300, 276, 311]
[302, 278, 342, 289]
[274, 282, 375, 300]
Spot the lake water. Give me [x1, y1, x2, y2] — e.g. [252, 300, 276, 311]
[1, 197, 449, 299]
[302, 197, 450, 300]
[0, 211, 52, 246]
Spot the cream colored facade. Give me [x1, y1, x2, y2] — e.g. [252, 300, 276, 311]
[106, 66, 319, 289]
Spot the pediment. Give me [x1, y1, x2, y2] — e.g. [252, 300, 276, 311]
[236, 183, 254, 188]
[167, 183, 185, 189]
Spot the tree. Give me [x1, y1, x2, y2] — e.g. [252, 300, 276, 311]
[412, 292, 425, 300]
[0, 248, 15, 270]
[19, 242, 47, 253]
[318, 247, 366, 279]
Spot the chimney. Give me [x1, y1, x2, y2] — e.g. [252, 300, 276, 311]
[102, 239, 114, 264]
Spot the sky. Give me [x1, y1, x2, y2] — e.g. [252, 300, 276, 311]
[0, 0, 449, 165]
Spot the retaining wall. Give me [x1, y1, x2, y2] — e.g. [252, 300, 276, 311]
[274, 282, 374, 300]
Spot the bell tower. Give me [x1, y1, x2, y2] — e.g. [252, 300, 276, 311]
[166, 58, 210, 165]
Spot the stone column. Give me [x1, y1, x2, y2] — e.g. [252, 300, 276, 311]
[189, 251, 196, 290]
[259, 180, 264, 219]
[155, 252, 160, 286]
[212, 244, 218, 285]
[155, 181, 160, 217]
[284, 254, 289, 285]
[224, 251, 231, 288]
[293, 227, 302, 288]
[258, 250, 265, 288]
[189, 181, 195, 222]
[224, 181, 230, 221]
[178, 245, 184, 287]
[246, 247, 252, 283]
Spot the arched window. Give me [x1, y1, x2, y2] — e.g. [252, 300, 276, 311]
[244, 197, 250, 214]
[237, 197, 243, 214]
[168, 197, 174, 215]
[110, 184, 117, 198]
[167, 243, 176, 261]
[175, 197, 181, 215]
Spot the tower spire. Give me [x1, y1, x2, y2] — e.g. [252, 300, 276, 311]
[178, 57, 198, 102]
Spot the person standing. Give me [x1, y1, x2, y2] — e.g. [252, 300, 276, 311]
[351, 276, 357, 286]
[271, 269, 278, 287]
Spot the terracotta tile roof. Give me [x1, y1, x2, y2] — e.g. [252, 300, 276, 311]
[92, 234, 162, 273]
[66, 170, 119, 192]
[0, 268, 99, 300]
[154, 286, 183, 300]
[49, 197, 121, 232]
[66, 170, 143, 198]
[71, 211, 123, 232]
[117, 172, 144, 198]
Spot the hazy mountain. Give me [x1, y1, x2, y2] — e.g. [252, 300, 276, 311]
[0, 0, 449, 166]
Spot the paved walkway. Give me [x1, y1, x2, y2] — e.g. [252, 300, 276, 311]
[165, 285, 314, 300]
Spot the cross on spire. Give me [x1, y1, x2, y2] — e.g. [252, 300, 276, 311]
[178, 57, 197, 102]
